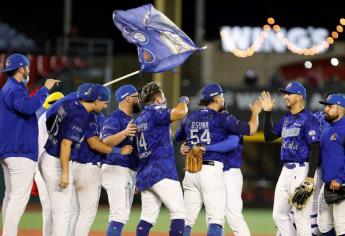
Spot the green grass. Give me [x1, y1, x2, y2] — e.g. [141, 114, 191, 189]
[1, 206, 277, 233]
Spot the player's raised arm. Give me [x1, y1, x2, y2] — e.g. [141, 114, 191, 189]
[260, 91, 280, 142]
[248, 99, 262, 135]
[171, 96, 189, 121]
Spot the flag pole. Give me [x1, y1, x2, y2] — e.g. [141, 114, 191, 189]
[103, 70, 140, 87]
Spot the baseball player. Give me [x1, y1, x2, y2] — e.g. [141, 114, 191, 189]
[180, 133, 249, 235]
[260, 81, 321, 236]
[69, 84, 120, 236]
[317, 93, 345, 236]
[175, 83, 262, 236]
[277, 107, 331, 236]
[134, 82, 188, 236]
[35, 91, 65, 236]
[101, 84, 140, 236]
[0, 53, 59, 236]
[40, 83, 107, 236]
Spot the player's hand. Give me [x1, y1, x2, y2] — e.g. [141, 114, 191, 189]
[330, 180, 341, 190]
[249, 99, 262, 114]
[44, 79, 61, 90]
[59, 173, 69, 189]
[260, 91, 276, 111]
[180, 142, 190, 155]
[124, 120, 137, 137]
[121, 145, 133, 155]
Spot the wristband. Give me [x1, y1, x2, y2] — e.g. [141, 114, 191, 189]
[179, 96, 189, 104]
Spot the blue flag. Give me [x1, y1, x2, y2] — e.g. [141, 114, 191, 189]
[113, 4, 201, 73]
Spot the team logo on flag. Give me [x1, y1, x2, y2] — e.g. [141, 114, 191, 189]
[132, 31, 148, 44]
[140, 48, 155, 63]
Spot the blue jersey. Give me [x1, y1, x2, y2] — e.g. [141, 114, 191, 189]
[223, 135, 243, 170]
[101, 109, 138, 171]
[0, 78, 48, 161]
[134, 105, 177, 190]
[44, 100, 90, 158]
[320, 116, 345, 184]
[71, 113, 105, 164]
[176, 108, 250, 163]
[272, 109, 320, 163]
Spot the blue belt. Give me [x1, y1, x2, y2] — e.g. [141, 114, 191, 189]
[283, 162, 306, 169]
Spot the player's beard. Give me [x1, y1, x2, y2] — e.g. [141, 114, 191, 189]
[325, 112, 338, 122]
[218, 101, 226, 113]
[132, 103, 141, 114]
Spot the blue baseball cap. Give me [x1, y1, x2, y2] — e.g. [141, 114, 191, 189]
[279, 81, 306, 99]
[92, 84, 111, 102]
[319, 93, 345, 108]
[201, 83, 228, 100]
[115, 84, 137, 102]
[77, 83, 94, 101]
[77, 83, 110, 102]
[0, 53, 30, 72]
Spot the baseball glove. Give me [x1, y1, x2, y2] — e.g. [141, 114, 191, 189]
[324, 184, 345, 204]
[185, 144, 204, 173]
[289, 177, 314, 210]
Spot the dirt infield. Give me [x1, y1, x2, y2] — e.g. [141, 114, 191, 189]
[17, 230, 275, 236]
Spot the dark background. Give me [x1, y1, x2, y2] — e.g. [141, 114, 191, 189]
[1, 0, 344, 53]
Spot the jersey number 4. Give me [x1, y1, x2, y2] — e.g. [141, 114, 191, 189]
[190, 129, 211, 145]
[136, 132, 147, 151]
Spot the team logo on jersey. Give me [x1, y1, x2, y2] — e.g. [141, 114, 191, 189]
[330, 133, 337, 141]
[308, 130, 316, 136]
[282, 127, 300, 138]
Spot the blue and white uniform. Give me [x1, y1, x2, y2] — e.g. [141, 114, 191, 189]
[40, 99, 90, 236]
[176, 108, 250, 229]
[69, 112, 105, 236]
[101, 109, 138, 227]
[271, 109, 320, 236]
[135, 104, 186, 228]
[317, 112, 345, 235]
[0, 75, 48, 235]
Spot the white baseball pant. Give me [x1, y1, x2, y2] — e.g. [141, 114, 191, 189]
[273, 163, 312, 236]
[68, 162, 102, 236]
[224, 168, 251, 236]
[317, 184, 345, 235]
[36, 113, 53, 236]
[102, 164, 136, 224]
[1, 157, 36, 236]
[183, 161, 226, 227]
[140, 178, 186, 225]
[34, 167, 52, 236]
[40, 152, 73, 236]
